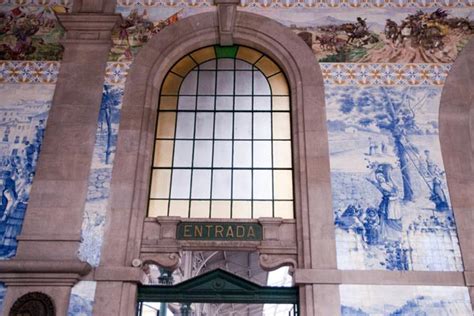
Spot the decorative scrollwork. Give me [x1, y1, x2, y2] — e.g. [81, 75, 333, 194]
[9, 292, 55, 316]
[141, 252, 181, 271]
[259, 254, 297, 274]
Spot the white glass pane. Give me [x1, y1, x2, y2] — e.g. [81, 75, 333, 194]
[273, 140, 292, 168]
[235, 71, 252, 95]
[178, 96, 195, 110]
[213, 141, 232, 167]
[253, 141, 271, 168]
[253, 170, 272, 199]
[215, 112, 233, 139]
[218, 58, 234, 70]
[198, 71, 215, 95]
[216, 71, 234, 95]
[171, 169, 191, 198]
[179, 71, 197, 94]
[253, 113, 271, 139]
[194, 140, 213, 167]
[212, 170, 231, 199]
[195, 112, 214, 139]
[236, 60, 252, 70]
[254, 71, 271, 95]
[197, 96, 214, 110]
[191, 169, 211, 198]
[233, 170, 251, 199]
[234, 141, 251, 168]
[254, 96, 271, 111]
[234, 113, 252, 139]
[235, 96, 251, 110]
[216, 96, 233, 110]
[176, 112, 195, 138]
[173, 140, 193, 167]
[199, 60, 216, 70]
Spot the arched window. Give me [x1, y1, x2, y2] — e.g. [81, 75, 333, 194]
[148, 45, 293, 219]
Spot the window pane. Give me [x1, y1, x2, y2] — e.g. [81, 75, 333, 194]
[198, 59, 216, 70]
[217, 71, 234, 95]
[254, 71, 270, 95]
[273, 96, 290, 111]
[254, 96, 271, 111]
[213, 141, 232, 167]
[234, 96, 251, 111]
[154, 140, 174, 167]
[234, 113, 252, 139]
[194, 140, 213, 167]
[253, 201, 273, 218]
[255, 56, 279, 77]
[235, 71, 252, 95]
[173, 140, 193, 167]
[253, 112, 271, 139]
[169, 200, 189, 217]
[273, 140, 292, 168]
[190, 201, 210, 218]
[172, 55, 197, 77]
[212, 170, 231, 199]
[274, 170, 293, 200]
[211, 200, 231, 218]
[218, 58, 234, 70]
[253, 141, 271, 168]
[274, 201, 293, 218]
[162, 73, 182, 95]
[268, 73, 289, 95]
[235, 60, 252, 70]
[159, 96, 177, 110]
[233, 170, 251, 199]
[178, 96, 196, 110]
[148, 200, 168, 217]
[175, 112, 194, 138]
[215, 112, 233, 139]
[156, 112, 176, 139]
[150, 169, 171, 199]
[191, 169, 211, 198]
[232, 200, 251, 218]
[272, 113, 291, 139]
[197, 96, 214, 110]
[195, 112, 214, 139]
[236, 46, 262, 64]
[171, 169, 191, 198]
[216, 96, 233, 110]
[253, 170, 272, 199]
[198, 71, 215, 95]
[179, 71, 197, 94]
[234, 141, 251, 168]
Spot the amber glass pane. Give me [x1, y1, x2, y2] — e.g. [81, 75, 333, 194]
[236, 47, 262, 64]
[150, 169, 171, 199]
[191, 47, 216, 64]
[232, 201, 251, 218]
[211, 200, 231, 218]
[274, 201, 294, 219]
[162, 73, 183, 95]
[156, 112, 176, 139]
[272, 96, 290, 111]
[172, 56, 197, 77]
[268, 73, 289, 95]
[148, 200, 169, 217]
[273, 141, 292, 168]
[272, 113, 291, 140]
[190, 200, 210, 218]
[255, 56, 280, 77]
[154, 140, 174, 167]
[274, 170, 293, 200]
[253, 201, 273, 218]
[159, 96, 178, 110]
[169, 200, 189, 217]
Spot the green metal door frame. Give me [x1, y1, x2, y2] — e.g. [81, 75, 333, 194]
[137, 268, 298, 305]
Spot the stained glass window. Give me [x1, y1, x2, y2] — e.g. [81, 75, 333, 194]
[148, 46, 294, 219]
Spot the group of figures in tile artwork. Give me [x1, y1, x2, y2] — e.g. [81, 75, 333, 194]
[0, 0, 473, 315]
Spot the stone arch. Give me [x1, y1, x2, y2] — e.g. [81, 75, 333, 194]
[99, 10, 338, 315]
[9, 292, 55, 316]
[439, 38, 474, 307]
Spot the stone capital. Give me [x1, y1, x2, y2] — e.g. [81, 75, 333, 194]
[57, 13, 121, 44]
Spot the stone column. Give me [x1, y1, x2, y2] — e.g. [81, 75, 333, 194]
[0, 10, 120, 316]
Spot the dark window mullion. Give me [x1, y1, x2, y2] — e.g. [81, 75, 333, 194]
[166, 99, 180, 216]
[251, 62, 254, 219]
[208, 58, 220, 218]
[230, 58, 236, 218]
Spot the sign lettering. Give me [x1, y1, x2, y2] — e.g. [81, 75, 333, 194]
[177, 222, 262, 241]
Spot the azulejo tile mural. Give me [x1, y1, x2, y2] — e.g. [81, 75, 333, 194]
[0, 61, 60, 83]
[326, 85, 463, 271]
[67, 281, 96, 316]
[0, 4, 69, 61]
[340, 285, 473, 315]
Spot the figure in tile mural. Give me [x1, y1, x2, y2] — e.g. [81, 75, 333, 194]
[328, 86, 463, 271]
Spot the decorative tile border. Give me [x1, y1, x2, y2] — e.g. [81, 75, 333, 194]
[1, 0, 73, 7]
[0, 61, 60, 84]
[105, 62, 131, 86]
[117, 0, 472, 8]
[321, 63, 452, 85]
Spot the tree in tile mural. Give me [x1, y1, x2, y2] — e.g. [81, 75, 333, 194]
[327, 86, 463, 271]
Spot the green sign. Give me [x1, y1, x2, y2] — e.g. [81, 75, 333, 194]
[177, 222, 262, 241]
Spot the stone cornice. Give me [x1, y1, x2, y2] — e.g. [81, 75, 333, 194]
[57, 13, 122, 44]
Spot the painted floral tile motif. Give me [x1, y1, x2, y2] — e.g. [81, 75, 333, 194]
[67, 281, 96, 316]
[340, 285, 473, 315]
[326, 85, 463, 271]
[0, 4, 69, 61]
[243, 7, 473, 63]
[0, 83, 52, 259]
[0, 283, 5, 315]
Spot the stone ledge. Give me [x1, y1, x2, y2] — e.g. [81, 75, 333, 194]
[57, 13, 121, 43]
[294, 269, 466, 286]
